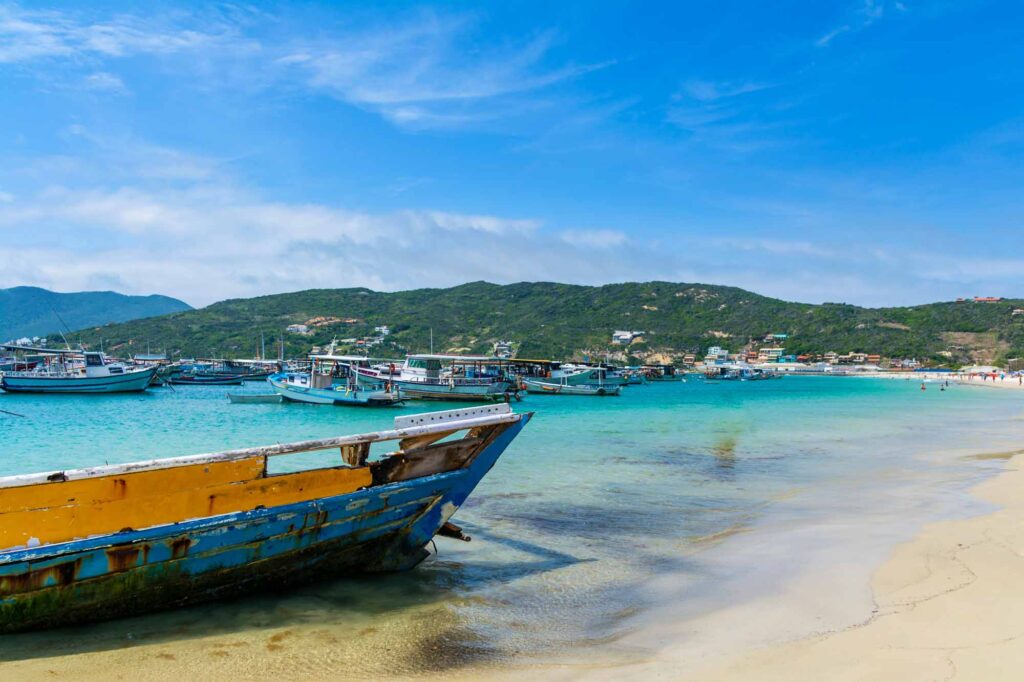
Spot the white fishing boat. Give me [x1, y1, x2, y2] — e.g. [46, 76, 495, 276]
[0, 350, 157, 393]
[560, 363, 629, 387]
[521, 377, 621, 396]
[270, 355, 403, 406]
[355, 354, 518, 402]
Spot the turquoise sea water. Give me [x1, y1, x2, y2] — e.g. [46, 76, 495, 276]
[0, 377, 1020, 675]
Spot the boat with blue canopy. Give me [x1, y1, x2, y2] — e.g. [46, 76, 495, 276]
[269, 354, 403, 406]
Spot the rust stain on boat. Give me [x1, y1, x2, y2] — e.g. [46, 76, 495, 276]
[169, 537, 192, 560]
[0, 558, 82, 593]
[106, 545, 147, 572]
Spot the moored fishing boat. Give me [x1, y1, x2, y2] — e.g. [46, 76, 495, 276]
[0, 404, 531, 632]
[269, 354, 403, 406]
[168, 372, 245, 386]
[0, 350, 157, 394]
[356, 354, 518, 402]
[703, 364, 782, 381]
[643, 364, 684, 381]
[522, 377, 621, 396]
[559, 363, 629, 387]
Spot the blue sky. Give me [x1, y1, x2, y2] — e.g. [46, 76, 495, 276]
[0, 1, 1022, 307]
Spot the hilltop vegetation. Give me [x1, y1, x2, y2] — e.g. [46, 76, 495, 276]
[65, 282, 1024, 365]
[0, 287, 191, 341]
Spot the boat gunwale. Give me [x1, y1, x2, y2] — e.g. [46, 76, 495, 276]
[0, 409, 520, 491]
[0, 464, 470, 563]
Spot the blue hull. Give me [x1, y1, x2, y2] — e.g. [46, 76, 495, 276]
[0, 413, 529, 632]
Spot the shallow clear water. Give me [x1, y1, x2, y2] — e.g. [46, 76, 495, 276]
[0, 377, 1020, 675]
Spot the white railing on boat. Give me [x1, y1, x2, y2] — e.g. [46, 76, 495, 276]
[0, 404, 520, 489]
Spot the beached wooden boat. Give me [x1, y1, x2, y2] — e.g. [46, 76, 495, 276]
[522, 377, 621, 396]
[0, 351, 157, 394]
[0, 404, 530, 632]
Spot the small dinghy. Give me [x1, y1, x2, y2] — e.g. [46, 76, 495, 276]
[227, 393, 283, 404]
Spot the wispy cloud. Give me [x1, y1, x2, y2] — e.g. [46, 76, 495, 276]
[0, 5, 238, 63]
[0, 4, 610, 131]
[276, 17, 613, 129]
[667, 78, 785, 152]
[816, 0, 907, 47]
[560, 229, 628, 248]
[81, 71, 127, 94]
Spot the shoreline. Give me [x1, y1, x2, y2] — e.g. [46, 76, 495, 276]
[682, 450, 1024, 680]
[490, 447, 1024, 682]
[857, 370, 1024, 390]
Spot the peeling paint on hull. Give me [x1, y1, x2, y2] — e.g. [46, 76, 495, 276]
[0, 412, 529, 632]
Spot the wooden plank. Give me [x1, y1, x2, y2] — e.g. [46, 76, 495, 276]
[0, 458, 266, 514]
[0, 466, 372, 549]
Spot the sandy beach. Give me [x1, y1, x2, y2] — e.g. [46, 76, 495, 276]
[685, 450, 1024, 681]
[496, 447, 1024, 682]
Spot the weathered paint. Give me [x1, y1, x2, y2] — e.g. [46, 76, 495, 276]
[0, 410, 531, 632]
[0, 458, 372, 548]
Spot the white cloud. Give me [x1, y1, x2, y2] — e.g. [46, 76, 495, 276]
[815, 25, 851, 47]
[666, 79, 786, 152]
[0, 181, 591, 305]
[82, 71, 126, 93]
[815, 0, 903, 48]
[560, 229, 628, 248]
[0, 5, 237, 63]
[0, 5, 609, 131]
[277, 20, 612, 129]
[680, 80, 772, 103]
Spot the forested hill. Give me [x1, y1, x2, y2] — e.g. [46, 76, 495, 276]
[68, 281, 1024, 365]
[0, 287, 191, 341]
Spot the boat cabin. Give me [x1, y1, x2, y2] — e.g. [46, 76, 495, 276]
[402, 354, 510, 384]
[307, 354, 377, 389]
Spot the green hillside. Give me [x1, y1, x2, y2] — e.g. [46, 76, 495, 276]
[65, 282, 1024, 365]
[0, 287, 192, 341]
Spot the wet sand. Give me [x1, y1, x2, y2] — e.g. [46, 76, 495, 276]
[522, 450, 1024, 681]
[688, 451, 1024, 681]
